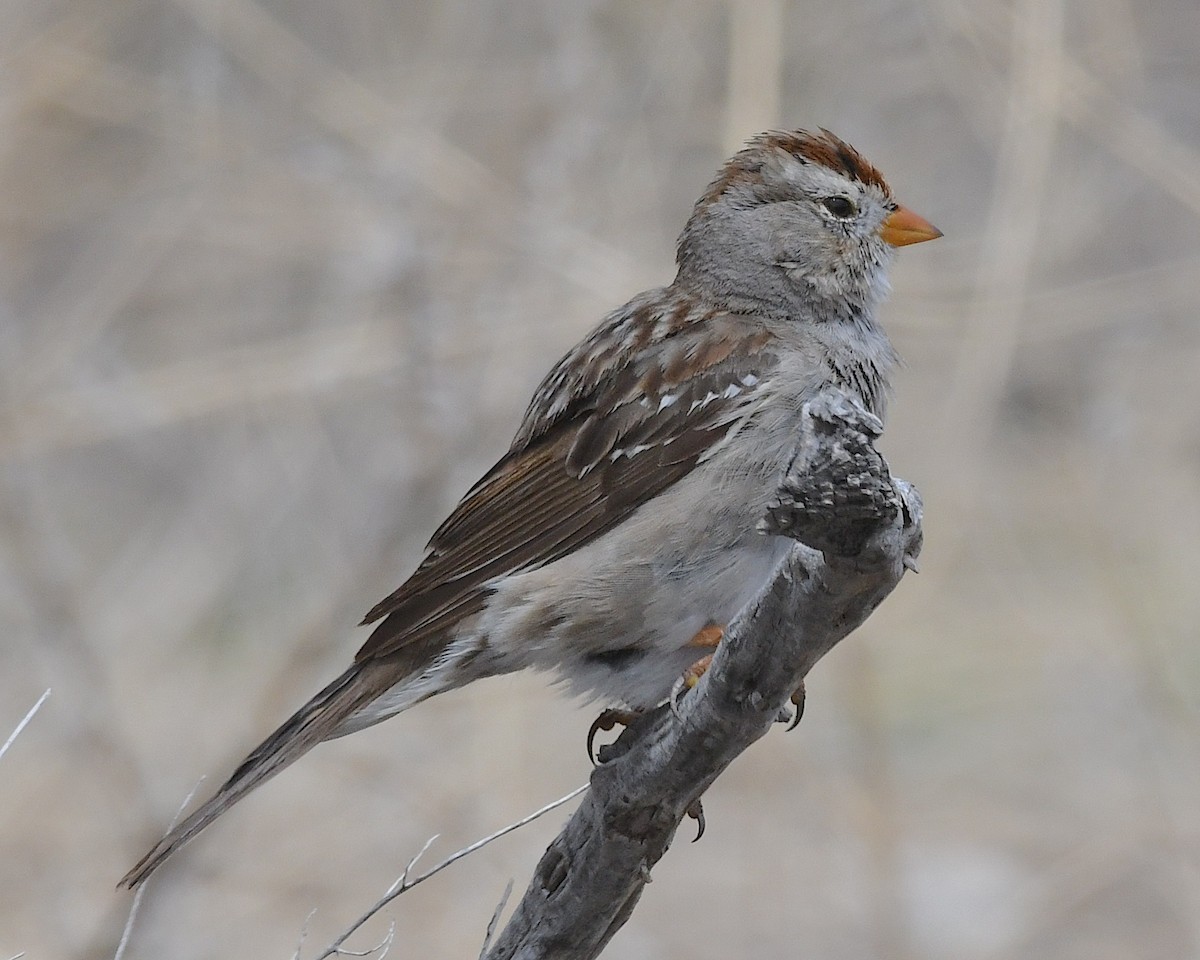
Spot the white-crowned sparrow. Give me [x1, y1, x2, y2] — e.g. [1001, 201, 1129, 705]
[122, 128, 940, 887]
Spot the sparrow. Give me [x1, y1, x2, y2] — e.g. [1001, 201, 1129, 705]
[121, 128, 940, 888]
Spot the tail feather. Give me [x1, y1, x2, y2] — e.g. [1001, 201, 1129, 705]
[120, 662, 388, 888]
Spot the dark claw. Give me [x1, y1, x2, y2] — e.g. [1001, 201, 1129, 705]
[786, 681, 806, 732]
[587, 708, 639, 764]
[686, 798, 706, 842]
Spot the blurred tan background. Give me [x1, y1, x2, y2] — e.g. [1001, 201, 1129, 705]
[2, 0, 1199, 957]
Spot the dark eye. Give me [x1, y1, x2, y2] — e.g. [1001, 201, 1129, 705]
[821, 196, 857, 218]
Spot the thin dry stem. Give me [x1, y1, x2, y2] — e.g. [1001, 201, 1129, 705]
[0, 689, 51, 763]
[309, 785, 588, 960]
[479, 881, 515, 960]
[113, 778, 207, 960]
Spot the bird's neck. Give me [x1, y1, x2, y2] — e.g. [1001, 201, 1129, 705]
[672, 259, 887, 331]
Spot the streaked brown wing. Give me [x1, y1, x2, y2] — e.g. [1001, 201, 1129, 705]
[354, 313, 778, 663]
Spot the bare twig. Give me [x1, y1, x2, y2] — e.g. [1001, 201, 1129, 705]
[292, 909, 319, 960]
[325, 922, 394, 959]
[0, 689, 51, 763]
[113, 778, 207, 960]
[310, 784, 588, 960]
[479, 880, 515, 960]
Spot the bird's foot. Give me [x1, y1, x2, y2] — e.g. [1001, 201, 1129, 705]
[669, 623, 725, 719]
[686, 623, 725, 650]
[670, 652, 714, 720]
[587, 707, 642, 764]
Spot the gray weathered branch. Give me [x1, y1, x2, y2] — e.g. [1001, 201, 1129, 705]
[482, 389, 924, 960]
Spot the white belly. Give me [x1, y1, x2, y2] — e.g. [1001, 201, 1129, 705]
[475, 442, 797, 709]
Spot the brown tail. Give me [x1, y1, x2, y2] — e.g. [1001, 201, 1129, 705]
[120, 662, 389, 888]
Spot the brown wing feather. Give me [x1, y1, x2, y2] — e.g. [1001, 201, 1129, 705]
[355, 310, 778, 663]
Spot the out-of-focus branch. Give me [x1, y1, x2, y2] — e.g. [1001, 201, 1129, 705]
[0, 689, 52, 763]
[482, 389, 924, 960]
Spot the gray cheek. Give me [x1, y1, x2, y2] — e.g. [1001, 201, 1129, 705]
[769, 216, 823, 263]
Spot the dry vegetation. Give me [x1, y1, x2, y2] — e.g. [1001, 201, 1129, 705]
[2, 0, 1198, 958]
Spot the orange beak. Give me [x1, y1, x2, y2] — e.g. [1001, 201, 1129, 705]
[879, 205, 942, 247]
